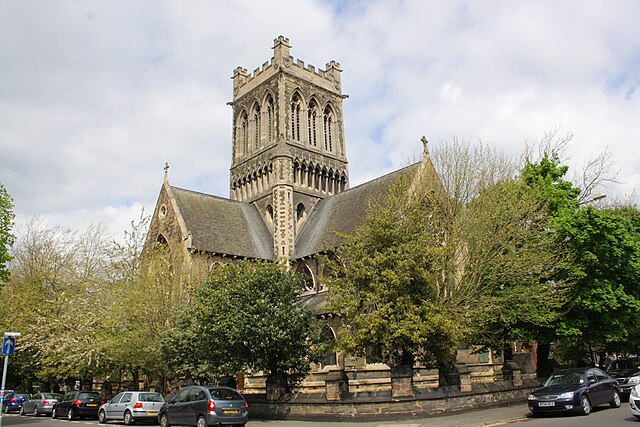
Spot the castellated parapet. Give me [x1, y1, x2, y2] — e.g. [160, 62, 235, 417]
[232, 35, 343, 101]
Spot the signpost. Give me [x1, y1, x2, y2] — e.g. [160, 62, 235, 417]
[0, 332, 20, 427]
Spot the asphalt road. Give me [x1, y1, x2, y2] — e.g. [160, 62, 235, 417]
[0, 403, 637, 427]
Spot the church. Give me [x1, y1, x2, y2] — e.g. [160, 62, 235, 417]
[146, 36, 497, 395]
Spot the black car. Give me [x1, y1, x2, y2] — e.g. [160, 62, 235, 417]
[605, 357, 640, 399]
[528, 367, 621, 416]
[52, 390, 103, 420]
[159, 386, 248, 427]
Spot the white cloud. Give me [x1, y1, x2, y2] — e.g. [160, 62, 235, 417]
[1, 0, 639, 238]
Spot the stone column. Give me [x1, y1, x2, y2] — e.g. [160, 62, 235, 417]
[325, 370, 349, 401]
[390, 365, 414, 398]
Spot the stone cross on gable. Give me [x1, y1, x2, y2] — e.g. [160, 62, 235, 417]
[421, 136, 429, 155]
[164, 162, 170, 176]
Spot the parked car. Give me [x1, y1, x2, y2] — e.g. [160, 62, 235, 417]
[158, 386, 248, 427]
[629, 383, 640, 419]
[99, 391, 164, 425]
[605, 357, 640, 399]
[52, 390, 103, 420]
[2, 392, 30, 414]
[20, 392, 63, 416]
[528, 367, 621, 416]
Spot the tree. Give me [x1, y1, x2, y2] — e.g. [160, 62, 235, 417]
[192, 260, 319, 398]
[326, 171, 466, 374]
[0, 183, 15, 285]
[100, 212, 192, 389]
[555, 205, 640, 363]
[0, 219, 111, 387]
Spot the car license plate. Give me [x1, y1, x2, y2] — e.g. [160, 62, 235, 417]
[87, 404, 98, 407]
[223, 409, 239, 415]
[148, 411, 158, 415]
[539, 402, 554, 407]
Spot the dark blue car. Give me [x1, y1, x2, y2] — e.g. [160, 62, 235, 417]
[528, 367, 621, 416]
[3, 392, 31, 414]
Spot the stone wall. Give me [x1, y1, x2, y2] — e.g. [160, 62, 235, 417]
[245, 379, 539, 421]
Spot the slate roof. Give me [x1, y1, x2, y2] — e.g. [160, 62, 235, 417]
[293, 163, 419, 258]
[171, 186, 276, 260]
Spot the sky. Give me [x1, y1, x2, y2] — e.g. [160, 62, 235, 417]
[1, 0, 639, 240]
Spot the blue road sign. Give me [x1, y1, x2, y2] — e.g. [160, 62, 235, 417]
[2, 337, 15, 355]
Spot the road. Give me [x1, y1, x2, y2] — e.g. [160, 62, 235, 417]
[0, 404, 637, 427]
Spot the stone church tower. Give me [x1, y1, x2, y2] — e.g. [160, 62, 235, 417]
[229, 36, 349, 260]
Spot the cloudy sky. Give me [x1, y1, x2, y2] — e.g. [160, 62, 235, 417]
[1, 1, 639, 239]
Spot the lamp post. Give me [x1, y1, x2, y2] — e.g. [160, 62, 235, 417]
[579, 193, 606, 206]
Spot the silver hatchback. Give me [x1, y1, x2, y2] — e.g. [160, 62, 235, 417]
[20, 393, 63, 416]
[98, 391, 164, 425]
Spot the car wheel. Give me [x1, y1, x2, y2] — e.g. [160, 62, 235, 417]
[67, 407, 75, 421]
[52, 406, 58, 419]
[34, 406, 39, 417]
[159, 413, 170, 427]
[579, 395, 591, 415]
[4, 405, 10, 414]
[196, 415, 207, 427]
[124, 410, 134, 425]
[610, 389, 621, 408]
[98, 409, 107, 424]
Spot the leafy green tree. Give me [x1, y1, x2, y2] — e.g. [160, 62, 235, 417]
[326, 172, 465, 373]
[100, 212, 192, 389]
[193, 260, 319, 396]
[0, 183, 15, 285]
[0, 220, 111, 386]
[460, 176, 571, 356]
[556, 205, 640, 362]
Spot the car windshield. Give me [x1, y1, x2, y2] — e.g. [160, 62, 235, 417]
[208, 388, 243, 401]
[78, 392, 100, 400]
[544, 371, 585, 387]
[14, 393, 30, 398]
[138, 393, 164, 402]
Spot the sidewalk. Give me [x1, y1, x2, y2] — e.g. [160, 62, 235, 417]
[247, 404, 532, 426]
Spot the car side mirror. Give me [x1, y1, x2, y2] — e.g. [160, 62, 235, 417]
[168, 399, 175, 404]
[588, 378, 597, 384]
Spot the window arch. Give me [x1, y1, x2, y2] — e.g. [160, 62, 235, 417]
[290, 93, 302, 142]
[296, 263, 315, 292]
[323, 105, 335, 152]
[320, 325, 337, 366]
[307, 99, 318, 147]
[266, 95, 275, 144]
[296, 202, 306, 222]
[238, 110, 249, 156]
[252, 103, 261, 150]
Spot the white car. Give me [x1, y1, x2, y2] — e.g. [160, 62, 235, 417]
[630, 384, 640, 419]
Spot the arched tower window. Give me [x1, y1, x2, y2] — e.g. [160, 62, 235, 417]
[253, 104, 261, 150]
[291, 93, 302, 142]
[240, 111, 249, 156]
[296, 202, 306, 222]
[323, 106, 334, 152]
[307, 100, 318, 147]
[266, 95, 275, 144]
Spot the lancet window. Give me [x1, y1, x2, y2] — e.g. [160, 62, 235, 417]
[291, 93, 302, 142]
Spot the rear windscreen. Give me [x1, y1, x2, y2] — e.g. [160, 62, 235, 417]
[139, 393, 164, 402]
[43, 393, 62, 399]
[208, 388, 243, 401]
[78, 393, 100, 400]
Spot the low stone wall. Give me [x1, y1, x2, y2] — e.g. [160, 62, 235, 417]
[245, 379, 540, 421]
